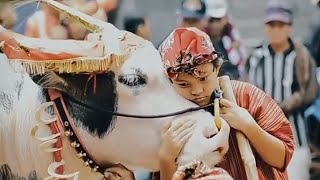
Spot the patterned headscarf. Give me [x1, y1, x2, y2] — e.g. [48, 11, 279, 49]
[158, 27, 222, 79]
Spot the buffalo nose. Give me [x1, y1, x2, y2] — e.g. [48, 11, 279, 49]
[203, 126, 218, 139]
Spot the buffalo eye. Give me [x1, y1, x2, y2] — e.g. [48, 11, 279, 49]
[118, 68, 147, 87]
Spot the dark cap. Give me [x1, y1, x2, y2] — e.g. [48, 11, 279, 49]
[180, 0, 206, 20]
[265, 1, 293, 24]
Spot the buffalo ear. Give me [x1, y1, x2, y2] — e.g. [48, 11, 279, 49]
[31, 72, 69, 92]
[33, 72, 96, 98]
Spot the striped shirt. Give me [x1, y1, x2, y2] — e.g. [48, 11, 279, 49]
[246, 40, 307, 147]
[246, 41, 297, 103]
[153, 80, 294, 180]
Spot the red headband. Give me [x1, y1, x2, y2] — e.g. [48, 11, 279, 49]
[158, 27, 219, 79]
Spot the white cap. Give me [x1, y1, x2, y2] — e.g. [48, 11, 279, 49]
[205, 0, 228, 18]
[311, 0, 320, 5]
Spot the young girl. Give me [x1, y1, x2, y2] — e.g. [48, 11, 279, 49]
[155, 27, 294, 180]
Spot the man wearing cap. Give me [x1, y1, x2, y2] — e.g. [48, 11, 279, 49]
[155, 0, 208, 48]
[178, 0, 208, 32]
[246, 0, 318, 152]
[204, 0, 247, 80]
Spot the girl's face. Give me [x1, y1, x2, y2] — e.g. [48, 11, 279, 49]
[171, 63, 219, 106]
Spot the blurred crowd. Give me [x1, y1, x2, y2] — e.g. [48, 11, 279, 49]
[1, 0, 320, 179]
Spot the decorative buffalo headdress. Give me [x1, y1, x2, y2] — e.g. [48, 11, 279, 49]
[0, 0, 147, 75]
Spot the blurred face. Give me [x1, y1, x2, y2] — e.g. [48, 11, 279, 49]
[137, 19, 151, 40]
[208, 16, 228, 38]
[265, 21, 292, 45]
[42, 4, 60, 17]
[182, 18, 208, 32]
[0, 4, 17, 30]
[171, 63, 220, 106]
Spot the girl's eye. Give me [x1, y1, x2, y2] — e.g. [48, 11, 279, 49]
[199, 76, 208, 81]
[177, 83, 189, 87]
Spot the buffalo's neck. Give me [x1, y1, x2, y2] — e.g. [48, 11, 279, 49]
[0, 84, 53, 178]
[50, 72, 118, 138]
[63, 94, 117, 138]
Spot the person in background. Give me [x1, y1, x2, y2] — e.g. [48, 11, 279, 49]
[90, 0, 118, 24]
[246, 0, 318, 150]
[92, 0, 110, 22]
[62, 0, 99, 40]
[156, 0, 207, 48]
[62, 0, 98, 15]
[178, 0, 208, 32]
[305, 0, 320, 67]
[123, 15, 151, 40]
[24, 4, 69, 39]
[25, 0, 98, 40]
[0, 2, 17, 31]
[204, 0, 247, 80]
[156, 0, 207, 49]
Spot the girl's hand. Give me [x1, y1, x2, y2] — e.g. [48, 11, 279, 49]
[159, 118, 197, 161]
[104, 164, 135, 180]
[220, 99, 256, 133]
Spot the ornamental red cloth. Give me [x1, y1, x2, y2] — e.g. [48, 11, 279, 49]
[158, 27, 219, 79]
[0, 34, 80, 61]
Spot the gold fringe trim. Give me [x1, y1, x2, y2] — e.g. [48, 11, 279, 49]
[9, 55, 126, 75]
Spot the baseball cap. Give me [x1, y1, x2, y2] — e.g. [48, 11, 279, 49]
[265, 0, 293, 24]
[205, 0, 228, 18]
[180, 0, 206, 20]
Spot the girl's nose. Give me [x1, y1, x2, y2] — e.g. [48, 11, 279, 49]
[191, 85, 203, 95]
